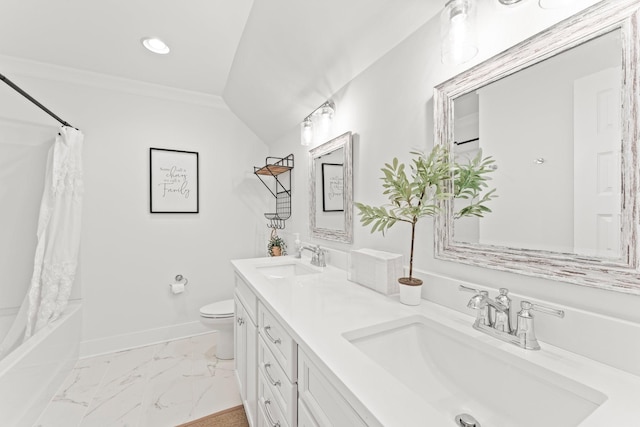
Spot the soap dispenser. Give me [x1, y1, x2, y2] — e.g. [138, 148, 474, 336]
[294, 233, 301, 254]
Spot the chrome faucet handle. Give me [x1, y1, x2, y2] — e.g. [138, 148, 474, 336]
[316, 248, 327, 267]
[496, 288, 510, 303]
[493, 288, 512, 333]
[306, 245, 327, 267]
[459, 284, 482, 294]
[297, 244, 316, 260]
[516, 301, 564, 350]
[522, 301, 565, 318]
[459, 285, 491, 326]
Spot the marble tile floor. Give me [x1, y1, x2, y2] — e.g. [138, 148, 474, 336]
[34, 332, 241, 427]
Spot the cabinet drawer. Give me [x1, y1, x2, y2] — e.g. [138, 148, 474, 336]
[258, 337, 297, 426]
[258, 303, 297, 382]
[298, 349, 367, 427]
[235, 273, 257, 324]
[258, 371, 290, 427]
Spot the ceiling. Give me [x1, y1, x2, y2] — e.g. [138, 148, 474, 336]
[0, 0, 446, 143]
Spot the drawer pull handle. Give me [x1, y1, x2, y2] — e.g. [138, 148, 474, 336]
[263, 326, 281, 344]
[264, 399, 281, 427]
[264, 363, 281, 387]
[237, 317, 245, 326]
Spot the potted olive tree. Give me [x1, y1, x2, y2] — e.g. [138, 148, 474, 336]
[355, 145, 496, 305]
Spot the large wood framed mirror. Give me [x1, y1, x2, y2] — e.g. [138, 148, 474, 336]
[434, 1, 640, 294]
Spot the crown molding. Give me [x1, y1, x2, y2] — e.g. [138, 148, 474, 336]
[0, 55, 227, 109]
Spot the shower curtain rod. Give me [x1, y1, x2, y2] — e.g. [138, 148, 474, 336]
[0, 72, 75, 129]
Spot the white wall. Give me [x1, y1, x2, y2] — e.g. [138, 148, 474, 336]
[478, 63, 574, 252]
[270, 0, 640, 329]
[0, 56, 269, 356]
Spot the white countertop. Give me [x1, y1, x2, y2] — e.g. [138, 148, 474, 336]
[232, 256, 640, 427]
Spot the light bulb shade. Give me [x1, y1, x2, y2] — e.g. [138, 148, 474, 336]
[318, 105, 334, 135]
[301, 118, 313, 146]
[441, 0, 478, 65]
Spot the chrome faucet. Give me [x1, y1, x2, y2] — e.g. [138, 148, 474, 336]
[493, 288, 512, 333]
[460, 285, 564, 350]
[466, 288, 510, 326]
[295, 244, 326, 267]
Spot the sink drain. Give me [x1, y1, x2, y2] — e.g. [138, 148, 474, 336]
[455, 413, 481, 427]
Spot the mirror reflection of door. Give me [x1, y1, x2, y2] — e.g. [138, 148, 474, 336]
[573, 68, 621, 259]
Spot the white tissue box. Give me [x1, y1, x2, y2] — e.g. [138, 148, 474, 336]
[348, 248, 403, 295]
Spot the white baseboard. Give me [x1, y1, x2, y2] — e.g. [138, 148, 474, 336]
[79, 321, 211, 359]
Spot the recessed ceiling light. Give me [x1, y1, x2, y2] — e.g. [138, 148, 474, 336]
[141, 37, 170, 55]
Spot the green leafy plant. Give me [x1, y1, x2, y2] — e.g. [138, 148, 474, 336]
[268, 231, 287, 256]
[355, 145, 496, 284]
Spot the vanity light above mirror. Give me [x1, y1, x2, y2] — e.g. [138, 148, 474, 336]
[434, 0, 640, 294]
[300, 101, 335, 146]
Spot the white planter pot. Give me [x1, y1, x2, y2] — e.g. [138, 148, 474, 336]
[399, 283, 423, 305]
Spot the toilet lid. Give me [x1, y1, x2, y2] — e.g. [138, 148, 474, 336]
[200, 299, 234, 318]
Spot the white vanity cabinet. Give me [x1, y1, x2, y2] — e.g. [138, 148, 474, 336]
[232, 261, 374, 427]
[298, 349, 367, 427]
[256, 302, 298, 427]
[234, 274, 258, 426]
[258, 337, 297, 424]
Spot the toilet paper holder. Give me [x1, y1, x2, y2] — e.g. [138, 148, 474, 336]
[171, 274, 189, 287]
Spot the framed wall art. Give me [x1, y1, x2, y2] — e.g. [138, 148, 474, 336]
[321, 163, 344, 212]
[150, 148, 199, 213]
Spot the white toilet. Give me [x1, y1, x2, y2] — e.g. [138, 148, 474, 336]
[199, 299, 235, 359]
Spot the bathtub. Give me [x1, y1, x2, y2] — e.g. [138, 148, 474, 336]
[0, 301, 82, 427]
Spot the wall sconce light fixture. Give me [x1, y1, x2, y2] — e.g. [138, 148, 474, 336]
[440, 0, 478, 65]
[300, 100, 335, 146]
[318, 103, 334, 135]
[301, 117, 314, 146]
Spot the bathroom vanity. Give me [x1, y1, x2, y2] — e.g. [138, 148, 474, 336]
[233, 258, 371, 426]
[232, 256, 640, 427]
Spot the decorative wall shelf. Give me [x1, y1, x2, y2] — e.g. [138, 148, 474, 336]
[254, 154, 294, 229]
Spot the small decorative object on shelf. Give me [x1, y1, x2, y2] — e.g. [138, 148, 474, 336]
[355, 146, 497, 305]
[254, 154, 294, 229]
[268, 228, 287, 257]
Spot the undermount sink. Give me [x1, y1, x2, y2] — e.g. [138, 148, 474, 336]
[343, 315, 606, 427]
[256, 261, 320, 279]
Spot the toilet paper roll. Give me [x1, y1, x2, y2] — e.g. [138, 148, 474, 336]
[170, 282, 185, 294]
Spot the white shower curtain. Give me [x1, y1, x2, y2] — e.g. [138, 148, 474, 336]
[24, 126, 84, 338]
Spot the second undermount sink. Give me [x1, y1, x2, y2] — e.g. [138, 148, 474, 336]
[343, 315, 606, 427]
[256, 261, 320, 279]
